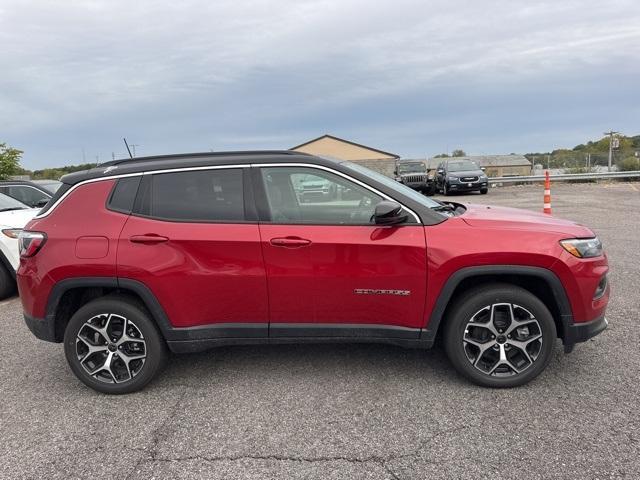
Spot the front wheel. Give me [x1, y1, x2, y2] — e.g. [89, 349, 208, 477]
[64, 296, 168, 394]
[425, 184, 436, 196]
[443, 284, 556, 387]
[443, 183, 450, 196]
[480, 187, 488, 194]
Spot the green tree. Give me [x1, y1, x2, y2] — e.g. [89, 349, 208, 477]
[451, 149, 466, 157]
[618, 156, 640, 171]
[0, 143, 23, 180]
[434, 153, 449, 158]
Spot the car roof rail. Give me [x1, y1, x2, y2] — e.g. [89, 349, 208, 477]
[100, 150, 309, 167]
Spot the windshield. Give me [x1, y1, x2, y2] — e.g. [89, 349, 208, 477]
[0, 192, 29, 211]
[397, 162, 426, 174]
[447, 160, 480, 172]
[343, 162, 443, 210]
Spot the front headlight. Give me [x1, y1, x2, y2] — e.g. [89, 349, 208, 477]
[447, 176, 458, 182]
[1, 228, 22, 239]
[560, 237, 603, 258]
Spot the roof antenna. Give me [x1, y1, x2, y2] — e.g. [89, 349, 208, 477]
[123, 138, 133, 159]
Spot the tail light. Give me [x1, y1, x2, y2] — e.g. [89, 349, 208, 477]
[18, 231, 47, 258]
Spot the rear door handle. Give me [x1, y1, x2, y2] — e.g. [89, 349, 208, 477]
[129, 234, 169, 244]
[270, 237, 312, 248]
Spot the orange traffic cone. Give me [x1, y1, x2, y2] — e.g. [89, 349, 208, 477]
[543, 170, 552, 215]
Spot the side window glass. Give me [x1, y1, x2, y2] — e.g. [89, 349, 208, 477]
[260, 167, 383, 224]
[107, 176, 141, 214]
[7, 186, 49, 207]
[140, 169, 244, 222]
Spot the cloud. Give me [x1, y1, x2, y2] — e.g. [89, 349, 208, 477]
[0, 0, 638, 167]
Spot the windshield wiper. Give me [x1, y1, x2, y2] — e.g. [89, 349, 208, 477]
[0, 207, 27, 212]
[430, 201, 455, 212]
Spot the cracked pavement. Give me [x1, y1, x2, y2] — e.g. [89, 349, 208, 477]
[0, 182, 638, 479]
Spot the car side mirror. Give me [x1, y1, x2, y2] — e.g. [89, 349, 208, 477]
[437, 169, 444, 174]
[373, 201, 408, 226]
[481, 167, 486, 172]
[35, 199, 49, 208]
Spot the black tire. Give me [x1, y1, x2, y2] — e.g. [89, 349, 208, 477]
[480, 188, 488, 194]
[64, 296, 168, 394]
[443, 283, 556, 388]
[0, 264, 16, 300]
[425, 184, 436, 196]
[443, 183, 450, 196]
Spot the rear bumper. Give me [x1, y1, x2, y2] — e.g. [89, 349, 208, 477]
[563, 315, 608, 352]
[24, 313, 57, 343]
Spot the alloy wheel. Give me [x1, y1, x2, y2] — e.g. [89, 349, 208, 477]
[462, 303, 543, 377]
[75, 313, 147, 384]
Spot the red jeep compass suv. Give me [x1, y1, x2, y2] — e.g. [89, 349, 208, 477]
[17, 151, 609, 393]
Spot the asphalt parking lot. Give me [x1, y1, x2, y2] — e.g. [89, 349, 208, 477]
[1, 181, 638, 479]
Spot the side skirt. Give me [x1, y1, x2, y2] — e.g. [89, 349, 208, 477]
[166, 324, 433, 354]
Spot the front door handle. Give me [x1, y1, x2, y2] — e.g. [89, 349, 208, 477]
[270, 236, 312, 248]
[129, 234, 169, 244]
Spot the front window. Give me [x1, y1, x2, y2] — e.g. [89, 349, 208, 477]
[447, 161, 480, 172]
[260, 166, 384, 224]
[343, 162, 442, 210]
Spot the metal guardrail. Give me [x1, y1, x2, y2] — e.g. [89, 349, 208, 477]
[489, 170, 640, 184]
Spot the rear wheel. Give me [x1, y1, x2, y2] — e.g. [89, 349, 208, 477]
[444, 284, 556, 387]
[0, 264, 16, 300]
[63, 296, 168, 394]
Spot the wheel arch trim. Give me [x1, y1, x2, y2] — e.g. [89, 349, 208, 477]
[422, 265, 574, 344]
[45, 277, 178, 340]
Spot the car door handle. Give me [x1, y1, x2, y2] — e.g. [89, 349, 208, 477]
[270, 237, 312, 248]
[129, 234, 169, 244]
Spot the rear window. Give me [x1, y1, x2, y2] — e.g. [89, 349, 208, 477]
[134, 169, 245, 222]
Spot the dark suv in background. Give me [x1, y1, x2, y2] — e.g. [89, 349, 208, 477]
[394, 160, 435, 195]
[435, 159, 488, 195]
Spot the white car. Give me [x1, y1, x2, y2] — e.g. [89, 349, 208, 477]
[0, 193, 40, 299]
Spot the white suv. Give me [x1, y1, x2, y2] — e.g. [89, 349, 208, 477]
[0, 193, 39, 299]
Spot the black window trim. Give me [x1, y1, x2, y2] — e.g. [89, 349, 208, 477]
[251, 163, 422, 227]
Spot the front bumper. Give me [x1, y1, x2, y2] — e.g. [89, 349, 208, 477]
[448, 181, 488, 191]
[24, 313, 58, 343]
[563, 315, 608, 353]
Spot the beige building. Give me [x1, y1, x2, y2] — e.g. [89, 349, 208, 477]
[291, 134, 399, 176]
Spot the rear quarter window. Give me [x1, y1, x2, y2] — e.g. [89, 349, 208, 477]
[107, 176, 142, 214]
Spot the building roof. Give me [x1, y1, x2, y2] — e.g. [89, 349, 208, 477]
[421, 154, 531, 169]
[291, 134, 399, 159]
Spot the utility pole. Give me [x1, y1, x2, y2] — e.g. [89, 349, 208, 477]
[604, 130, 619, 172]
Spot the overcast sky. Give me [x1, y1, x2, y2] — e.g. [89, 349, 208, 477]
[1, 0, 639, 169]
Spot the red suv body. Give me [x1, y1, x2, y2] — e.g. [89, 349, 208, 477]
[17, 151, 609, 393]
